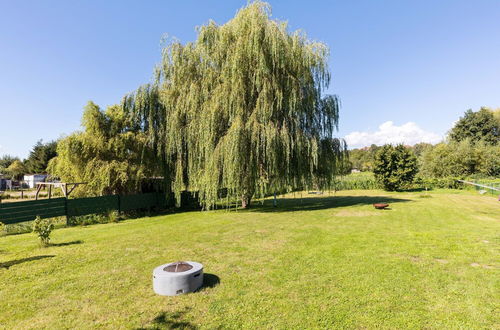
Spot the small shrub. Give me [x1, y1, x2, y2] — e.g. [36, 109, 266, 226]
[108, 210, 120, 223]
[32, 216, 54, 247]
[0, 222, 5, 235]
[70, 214, 99, 226]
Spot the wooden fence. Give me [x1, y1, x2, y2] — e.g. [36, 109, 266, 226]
[0, 192, 166, 225]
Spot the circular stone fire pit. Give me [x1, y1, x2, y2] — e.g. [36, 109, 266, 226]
[153, 261, 203, 296]
[373, 203, 389, 209]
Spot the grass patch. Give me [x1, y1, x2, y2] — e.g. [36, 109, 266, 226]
[0, 189, 498, 328]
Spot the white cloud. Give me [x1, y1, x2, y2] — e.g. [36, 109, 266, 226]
[344, 121, 442, 149]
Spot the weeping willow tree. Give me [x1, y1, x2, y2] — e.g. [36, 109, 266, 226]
[124, 1, 346, 209]
[48, 101, 159, 196]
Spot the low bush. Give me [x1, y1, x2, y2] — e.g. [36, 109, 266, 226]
[108, 210, 120, 223]
[69, 210, 123, 226]
[69, 213, 109, 226]
[413, 176, 465, 189]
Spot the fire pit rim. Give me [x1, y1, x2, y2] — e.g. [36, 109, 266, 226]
[154, 261, 203, 278]
[373, 203, 389, 209]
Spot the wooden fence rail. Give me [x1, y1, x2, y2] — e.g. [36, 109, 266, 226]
[0, 192, 166, 225]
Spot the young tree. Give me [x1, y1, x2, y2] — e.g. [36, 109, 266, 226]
[6, 160, 27, 180]
[124, 1, 346, 209]
[32, 216, 54, 247]
[373, 144, 418, 191]
[448, 107, 500, 145]
[0, 155, 19, 174]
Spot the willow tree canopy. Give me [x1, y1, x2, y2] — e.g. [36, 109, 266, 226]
[124, 1, 346, 209]
[48, 101, 158, 197]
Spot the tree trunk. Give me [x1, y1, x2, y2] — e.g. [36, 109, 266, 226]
[241, 194, 252, 209]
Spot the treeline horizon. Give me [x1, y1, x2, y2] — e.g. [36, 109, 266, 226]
[2, 106, 498, 182]
[348, 107, 500, 179]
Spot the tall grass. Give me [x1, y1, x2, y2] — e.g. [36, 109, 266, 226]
[334, 173, 499, 195]
[334, 172, 380, 190]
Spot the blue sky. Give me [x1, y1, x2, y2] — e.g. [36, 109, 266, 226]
[0, 0, 499, 158]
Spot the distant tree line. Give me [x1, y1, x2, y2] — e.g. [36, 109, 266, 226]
[349, 107, 500, 190]
[0, 140, 57, 180]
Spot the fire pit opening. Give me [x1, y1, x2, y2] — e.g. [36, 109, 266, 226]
[164, 262, 193, 273]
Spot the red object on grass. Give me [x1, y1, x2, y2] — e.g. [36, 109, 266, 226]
[373, 203, 389, 209]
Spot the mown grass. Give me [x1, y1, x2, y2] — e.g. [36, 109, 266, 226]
[0, 189, 498, 329]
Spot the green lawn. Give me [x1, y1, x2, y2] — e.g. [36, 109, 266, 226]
[1, 190, 499, 329]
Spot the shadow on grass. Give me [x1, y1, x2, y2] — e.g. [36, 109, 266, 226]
[137, 275, 219, 329]
[0, 255, 55, 269]
[50, 240, 83, 247]
[248, 195, 412, 212]
[403, 188, 427, 192]
[137, 307, 196, 330]
[201, 273, 220, 289]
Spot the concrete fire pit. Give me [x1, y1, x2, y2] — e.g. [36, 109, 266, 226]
[153, 261, 203, 296]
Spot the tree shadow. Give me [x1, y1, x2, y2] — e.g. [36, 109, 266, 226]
[137, 307, 197, 329]
[201, 273, 220, 289]
[50, 240, 83, 247]
[404, 188, 426, 192]
[249, 195, 412, 212]
[0, 255, 55, 269]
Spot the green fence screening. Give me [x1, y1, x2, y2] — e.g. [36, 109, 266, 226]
[120, 193, 163, 212]
[0, 198, 66, 224]
[0, 193, 165, 225]
[67, 195, 120, 217]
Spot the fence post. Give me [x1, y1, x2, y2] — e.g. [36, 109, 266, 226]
[65, 197, 70, 226]
[117, 194, 121, 214]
